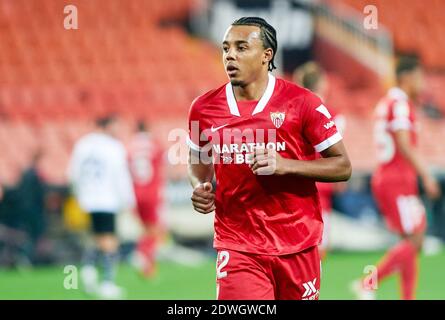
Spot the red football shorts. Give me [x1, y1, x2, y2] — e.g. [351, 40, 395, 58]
[372, 182, 426, 235]
[215, 246, 320, 300]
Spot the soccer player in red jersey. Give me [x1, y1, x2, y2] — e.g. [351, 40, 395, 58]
[293, 62, 347, 260]
[128, 120, 165, 277]
[353, 56, 441, 300]
[187, 17, 351, 300]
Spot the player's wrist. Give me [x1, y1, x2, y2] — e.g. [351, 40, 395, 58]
[192, 181, 204, 190]
[277, 158, 298, 176]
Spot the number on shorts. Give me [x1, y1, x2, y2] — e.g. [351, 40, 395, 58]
[216, 251, 229, 279]
[397, 195, 424, 232]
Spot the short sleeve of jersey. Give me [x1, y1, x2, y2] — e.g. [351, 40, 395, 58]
[388, 100, 412, 132]
[302, 93, 342, 153]
[187, 97, 209, 152]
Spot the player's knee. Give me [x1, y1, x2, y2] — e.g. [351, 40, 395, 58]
[405, 233, 424, 252]
[96, 234, 118, 252]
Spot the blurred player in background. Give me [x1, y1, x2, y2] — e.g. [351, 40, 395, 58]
[68, 114, 135, 299]
[187, 17, 352, 300]
[353, 55, 441, 300]
[293, 62, 347, 260]
[16, 149, 47, 265]
[128, 120, 165, 278]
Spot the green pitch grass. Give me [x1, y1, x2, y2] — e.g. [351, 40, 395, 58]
[0, 251, 444, 300]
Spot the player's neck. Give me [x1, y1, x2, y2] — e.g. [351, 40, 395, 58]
[95, 128, 114, 138]
[233, 72, 269, 101]
[397, 84, 413, 100]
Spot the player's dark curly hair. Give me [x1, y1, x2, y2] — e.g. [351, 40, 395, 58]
[232, 17, 277, 71]
[96, 113, 117, 128]
[396, 54, 420, 79]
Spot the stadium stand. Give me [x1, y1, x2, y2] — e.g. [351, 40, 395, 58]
[339, 0, 445, 69]
[0, 0, 444, 186]
[0, 0, 226, 185]
[314, 0, 445, 172]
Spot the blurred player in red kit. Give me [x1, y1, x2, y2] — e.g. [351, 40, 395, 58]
[293, 62, 347, 260]
[128, 120, 165, 277]
[187, 17, 352, 300]
[353, 56, 441, 300]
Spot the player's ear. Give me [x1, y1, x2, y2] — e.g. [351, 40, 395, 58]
[263, 48, 273, 66]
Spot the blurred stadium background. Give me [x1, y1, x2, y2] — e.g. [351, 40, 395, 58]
[0, 0, 444, 299]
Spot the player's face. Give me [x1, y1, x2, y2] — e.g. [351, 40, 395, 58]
[315, 74, 328, 99]
[107, 119, 120, 138]
[222, 25, 271, 86]
[411, 67, 425, 97]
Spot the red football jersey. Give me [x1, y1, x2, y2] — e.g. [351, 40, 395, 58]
[372, 87, 418, 188]
[128, 132, 164, 202]
[316, 182, 334, 212]
[187, 74, 342, 255]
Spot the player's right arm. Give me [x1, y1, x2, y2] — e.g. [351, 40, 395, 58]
[188, 149, 214, 188]
[188, 149, 215, 214]
[187, 97, 215, 214]
[394, 129, 440, 199]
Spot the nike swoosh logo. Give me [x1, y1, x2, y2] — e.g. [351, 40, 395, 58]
[210, 124, 229, 132]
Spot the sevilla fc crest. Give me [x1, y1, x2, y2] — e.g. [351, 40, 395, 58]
[270, 111, 285, 128]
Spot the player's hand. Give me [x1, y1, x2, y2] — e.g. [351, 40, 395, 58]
[191, 182, 215, 214]
[422, 174, 441, 200]
[249, 148, 286, 176]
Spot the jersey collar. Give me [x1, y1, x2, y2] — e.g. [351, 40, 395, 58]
[225, 73, 276, 117]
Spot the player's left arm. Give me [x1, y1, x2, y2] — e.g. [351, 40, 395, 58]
[250, 93, 351, 182]
[250, 141, 351, 182]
